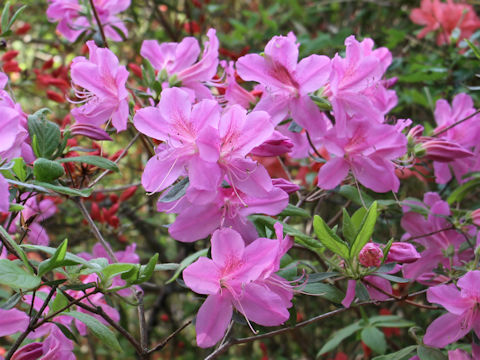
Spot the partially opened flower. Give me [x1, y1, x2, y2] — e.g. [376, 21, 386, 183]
[183, 228, 292, 347]
[70, 40, 129, 132]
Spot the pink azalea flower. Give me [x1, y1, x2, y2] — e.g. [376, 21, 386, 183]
[410, 0, 480, 45]
[217, 60, 256, 108]
[401, 192, 472, 282]
[140, 29, 219, 99]
[316, 117, 407, 192]
[0, 308, 29, 337]
[47, 0, 131, 42]
[183, 227, 292, 347]
[432, 93, 480, 184]
[70, 40, 129, 132]
[11, 327, 75, 360]
[157, 180, 289, 243]
[0, 175, 9, 212]
[250, 130, 293, 157]
[322, 36, 395, 135]
[236, 32, 331, 134]
[424, 270, 480, 348]
[0, 72, 34, 163]
[133, 87, 221, 201]
[448, 349, 475, 360]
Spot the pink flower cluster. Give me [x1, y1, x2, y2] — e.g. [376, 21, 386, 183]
[410, 0, 480, 45]
[47, 0, 131, 42]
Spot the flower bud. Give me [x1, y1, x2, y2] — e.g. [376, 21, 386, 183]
[250, 131, 293, 157]
[358, 243, 383, 267]
[470, 209, 480, 227]
[70, 123, 113, 141]
[386, 242, 420, 263]
[11, 342, 43, 360]
[420, 139, 473, 162]
[272, 178, 300, 194]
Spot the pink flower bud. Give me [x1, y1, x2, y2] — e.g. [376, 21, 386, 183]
[11, 342, 43, 360]
[386, 242, 420, 264]
[358, 243, 383, 267]
[471, 209, 480, 227]
[272, 178, 300, 194]
[381, 76, 397, 89]
[407, 125, 424, 139]
[420, 139, 473, 162]
[70, 123, 113, 141]
[251, 131, 293, 157]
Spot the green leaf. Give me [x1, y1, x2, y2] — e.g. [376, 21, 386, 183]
[306, 272, 340, 283]
[361, 326, 387, 354]
[313, 215, 349, 259]
[38, 238, 68, 277]
[12, 158, 27, 182]
[342, 208, 357, 243]
[350, 202, 378, 259]
[300, 283, 344, 303]
[102, 263, 137, 281]
[417, 346, 447, 360]
[1, 1, 10, 34]
[372, 345, 417, 360]
[57, 156, 119, 172]
[317, 321, 362, 356]
[0, 225, 32, 272]
[466, 39, 480, 60]
[0, 259, 40, 290]
[447, 178, 480, 204]
[369, 315, 414, 328]
[28, 109, 61, 159]
[356, 281, 370, 301]
[49, 291, 68, 315]
[154, 263, 179, 271]
[159, 178, 189, 203]
[351, 207, 367, 229]
[279, 204, 310, 218]
[167, 248, 208, 284]
[136, 253, 159, 284]
[22, 244, 91, 267]
[6, 4, 27, 32]
[53, 322, 78, 343]
[65, 311, 122, 352]
[339, 185, 374, 207]
[31, 181, 93, 197]
[0, 292, 22, 310]
[371, 272, 410, 283]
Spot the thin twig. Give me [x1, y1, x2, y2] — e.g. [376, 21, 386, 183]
[305, 131, 324, 159]
[148, 320, 192, 355]
[89, 0, 109, 48]
[434, 109, 480, 137]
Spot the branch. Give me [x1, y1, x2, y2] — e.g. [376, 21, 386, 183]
[434, 109, 480, 137]
[148, 320, 192, 355]
[89, 0, 109, 48]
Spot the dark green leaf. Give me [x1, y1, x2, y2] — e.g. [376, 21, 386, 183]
[57, 156, 119, 172]
[339, 185, 374, 207]
[372, 272, 410, 283]
[356, 281, 370, 301]
[159, 178, 189, 203]
[279, 204, 310, 218]
[306, 272, 340, 283]
[300, 283, 344, 303]
[53, 322, 78, 343]
[369, 315, 414, 328]
[317, 321, 362, 356]
[313, 215, 349, 259]
[361, 326, 387, 354]
[417, 346, 447, 360]
[372, 345, 417, 360]
[49, 291, 68, 315]
[0, 292, 22, 309]
[65, 311, 122, 351]
[28, 109, 60, 159]
[31, 181, 93, 197]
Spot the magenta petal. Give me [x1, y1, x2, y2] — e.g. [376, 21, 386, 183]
[237, 282, 290, 326]
[342, 280, 356, 308]
[133, 106, 169, 141]
[195, 293, 233, 348]
[211, 228, 245, 266]
[351, 156, 399, 193]
[317, 157, 350, 189]
[168, 204, 221, 242]
[295, 54, 331, 94]
[424, 313, 471, 348]
[0, 308, 29, 336]
[427, 284, 471, 315]
[158, 88, 192, 128]
[141, 154, 185, 193]
[0, 175, 9, 213]
[183, 257, 221, 295]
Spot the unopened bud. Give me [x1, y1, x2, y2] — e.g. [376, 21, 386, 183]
[71, 123, 113, 141]
[386, 242, 420, 263]
[358, 243, 383, 267]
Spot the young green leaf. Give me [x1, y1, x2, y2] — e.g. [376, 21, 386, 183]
[28, 109, 61, 159]
[32, 181, 93, 197]
[350, 201, 378, 258]
[0, 225, 33, 272]
[372, 345, 417, 360]
[313, 215, 349, 259]
[136, 253, 159, 284]
[342, 208, 357, 243]
[38, 238, 68, 277]
[0, 259, 41, 290]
